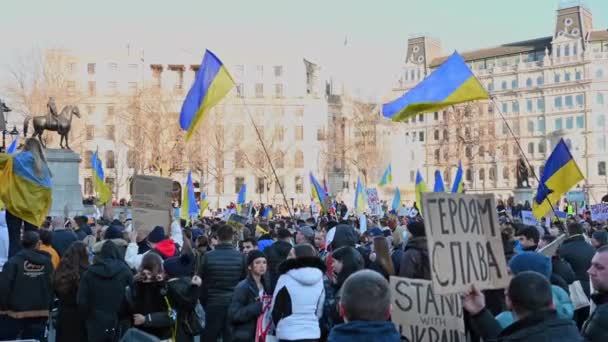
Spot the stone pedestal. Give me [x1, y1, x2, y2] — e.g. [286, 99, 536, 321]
[513, 188, 534, 205]
[46, 149, 85, 217]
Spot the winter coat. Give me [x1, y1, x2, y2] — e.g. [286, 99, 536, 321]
[166, 277, 201, 342]
[558, 235, 595, 297]
[328, 321, 401, 342]
[78, 241, 133, 342]
[471, 308, 582, 342]
[321, 277, 343, 338]
[198, 243, 247, 307]
[93, 238, 129, 260]
[228, 274, 270, 342]
[391, 243, 404, 274]
[51, 228, 79, 257]
[495, 285, 574, 328]
[0, 248, 53, 318]
[398, 236, 430, 280]
[369, 260, 391, 280]
[582, 292, 608, 341]
[552, 255, 576, 285]
[126, 281, 173, 340]
[39, 243, 60, 269]
[264, 240, 293, 291]
[271, 256, 326, 341]
[54, 267, 88, 342]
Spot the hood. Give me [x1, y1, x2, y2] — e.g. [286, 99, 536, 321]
[279, 256, 325, 286]
[18, 248, 52, 265]
[155, 239, 176, 258]
[404, 236, 427, 250]
[508, 252, 552, 279]
[89, 258, 129, 278]
[331, 224, 358, 250]
[330, 321, 400, 341]
[93, 238, 128, 254]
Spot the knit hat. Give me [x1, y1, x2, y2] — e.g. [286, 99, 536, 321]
[104, 225, 124, 240]
[148, 226, 166, 243]
[296, 225, 315, 239]
[508, 252, 552, 279]
[164, 253, 195, 278]
[247, 250, 266, 266]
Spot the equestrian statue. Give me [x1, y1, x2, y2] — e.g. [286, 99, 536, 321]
[25, 97, 81, 149]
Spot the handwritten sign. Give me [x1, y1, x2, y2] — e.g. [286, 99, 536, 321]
[132, 175, 173, 239]
[421, 193, 510, 294]
[521, 211, 538, 226]
[366, 188, 382, 216]
[590, 203, 608, 221]
[390, 276, 465, 342]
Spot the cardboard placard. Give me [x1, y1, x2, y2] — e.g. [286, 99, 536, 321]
[132, 175, 173, 210]
[538, 234, 567, 257]
[366, 188, 382, 216]
[421, 193, 510, 294]
[590, 203, 608, 221]
[132, 208, 171, 240]
[521, 211, 538, 226]
[390, 276, 465, 342]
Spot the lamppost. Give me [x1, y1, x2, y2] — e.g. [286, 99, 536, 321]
[1, 126, 19, 153]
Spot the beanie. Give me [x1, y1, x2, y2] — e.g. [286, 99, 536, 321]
[104, 225, 124, 240]
[164, 253, 194, 278]
[148, 226, 166, 243]
[508, 251, 552, 279]
[247, 250, 266, 266]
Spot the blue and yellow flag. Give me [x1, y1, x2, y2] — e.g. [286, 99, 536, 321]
[434, 170, 445, 192]
[392, 187, 402, 211]
[0, 151, 52, 226]
[533, 139, 584, 219]
[7, 136, 18, 154]
[92, 151, 112, 206]
[451, 161, 464, 193]
[179, 50, 235, 141]
[181, 171, 199, 221]
[199, 192, 208, 217]
[415, 170, 428, 213]
[378, 164, 392, 187]
[310, 172, 327, 213]
[383, 52, 488, 122]
[237, 184, 246, 212]
[354, 177, 367, 215]
[263, 206, 273, 220]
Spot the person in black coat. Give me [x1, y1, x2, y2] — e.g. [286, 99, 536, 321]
[50, 216, 78, 257]
[264, 228, 293, 291]
[78, 240, 133, 342]
[52, 241, 90, 342]
[229, 250, 270, 342]
[398, 220, 430, 280]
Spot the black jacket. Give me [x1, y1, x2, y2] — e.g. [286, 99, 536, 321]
[582, 292, 608, 341]
[54, 267, 88, 342]
[471, 308, 582, 341]
[328, 321, 402, 342]
[228, 274, 270, 342]
[126, 281, 172, 340]
[264, 240, 293, 291]
[198, 243, 246, 307]
[0, 248, 53, 318]
[166, 277, 202, 342]
[392, 243, 404, 274]
[78, 241, 133, 342]
[398, 237, 430, 280]
[558, 235, 595, 297]
[51, 228, 79, 257]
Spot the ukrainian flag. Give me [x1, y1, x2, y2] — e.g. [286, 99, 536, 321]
[179, 50, 235, 141]
[263, 206, 273, 220]
[237, 184, 246, 213]
[382, 52, 488, 122]
[533, 139, 584, 219]
[0, 151, 52, 226]
[199, 192, 208, 217]
[310, 172, 327, 213]
[378, 164, 392, 187]
[433, 170, 445, 192]
[7, 136, 18, 154]
[354, 177, 367, 215]
[92, 151, 111, 206]
[451, 161, 464, 193]
[181, 171, 199, 221]
[415, 170, 428, 213]
[392, 187, 402, 211]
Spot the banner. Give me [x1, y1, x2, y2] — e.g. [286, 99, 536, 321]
[590, 203, 608, 221]
[421, 193, 510, 294]
[390, 276, 465, 342]
[521, 211, 538, 226]
[132, 175, 173, 240]
[366, 188, 382, 216]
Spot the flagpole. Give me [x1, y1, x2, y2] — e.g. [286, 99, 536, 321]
[239, 98, 295, 221]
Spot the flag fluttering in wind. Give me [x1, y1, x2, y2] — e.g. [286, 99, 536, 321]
[415, 170, 428, 213]
[354, 177, 367, 215]
[7, 136, 18, 154]
[378, 164, 393, 187]
[92, 150, 112, 206]
[451, 161, 464, 193]
[532, 139, 584, 219]
[237, 184, 247, 213]
[263, 206, 273, 220]
[310, 172, 327, 213]
[382, 52, 488, 122]
[181, 171, 199, 221]
[434, 170, 445, 192]
[179, 50, 235, 141]
[392, 187, 402, 211]
[200, 192, 208, 217]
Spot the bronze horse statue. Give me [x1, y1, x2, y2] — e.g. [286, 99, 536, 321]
[25, 105, 81, 149]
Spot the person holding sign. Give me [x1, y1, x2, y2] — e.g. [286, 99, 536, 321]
[398, 219, 430, 280]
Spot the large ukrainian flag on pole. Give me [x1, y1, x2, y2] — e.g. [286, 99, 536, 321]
[0, 151, 52, 226]
[382, 52, 488, 121]
[92, 151, 112, 206]
[310, 172, 327, 213]
[415, 170, 428, 213]
[532, 139, 584, 219]
[378, 164, 392, 187]
[451, 161, 464, 193]
[180, 50, 235, 141]
[181, 171, 199, 221]
[354, 177, 367, 215]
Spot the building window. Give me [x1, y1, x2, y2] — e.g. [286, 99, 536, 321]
[502, 102, 508, 113]
[597, 114, 605, 127]
[528, 142, 534, 154]
[256, 177, 265, 194]
[501, 81, 507, 90]
[537, 76, 544, 86]
[511, 80, 517, 89]
[87, 63, 96, 74]
[443, 129, 449, 141]
[597, 92, 605, 105]
[84, 177, 93, 195]
[555, 118, 563, 130]
[554, 74, 560, 83]
[576, 115, 584, 129]
[274, 65, 283, 77]
[528, 119, 534, 133]
[512, 101, 519, 113]
[527, 99, 533, 112]
[106, 178, 115, 194]
[576, 94, 584, 107]
[554, 97, 562, 109]
[576, 71, 582, 80]
[410, 170, 415, 183]
[489, 167, 496, 181]
[565, 72, 571, 82]
[107, 105, 115, 120]
[236, 83, 244, 97]
[255, 83, 264, 98]
[597, 68, 605, 79]
[106, 125, 115, 140]
[565, 117, 573, 129]
[538, 141, 546, 154]
[537, 98, 545, 111]
[276, 126, 284, 141]
[295, 176, 304, 193]
[434, 130, 439, 140]
[487, 83, 494, 91]
[503, 167, 509, 180]
[479, 168, 485, 181]
[274, 83, 283, 98]
[106, 151, 115, 169]
[294, 150, 304, 168]
[465, 146, 472, 159]
[419, 131, 424, 142]
[479, 145, 485, 157]
[235, 177, 245, 194]
[434, 112, 439, 120]
[526, 78, 533, 87]
[599, 162, 606, 176]
[293, 125, 304, 141]
[434, 149, 440, 162]
[316, 127, 325, 141]
[275, 152, 284, 168]
[502, 122, 508, 135]
[598, 136, 607, 153]
[418, 114, 423, 122]
[565, 95, 573, 107]
[235, 150, 245, 168]
[466, 169, 472, 182]
[87, 81, 96, 96]
[256, 65, 264, 78]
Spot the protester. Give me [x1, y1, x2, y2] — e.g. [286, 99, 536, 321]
[463, 271, 582, 341]
[296, 225, 315, 245]
[93, 224, 129, 259]
[240, 237, 258, 255]
[198, 224, 247, 342]
[314, 230, 328, 260]
[539, 235, 576, 289]
[328, 270, 400, 342]
[78, 240, 133, 342]
[39, 228, 60, 269]
[229, 250, 270, 342]
[74, 215, 93, 240]
[390, 225, 407, 274]
[265, 227, 294, 291]
[52, 241, 90, 342]
[47, 216, 78, 257]
[591, 230, 608, 250]
[271, 243, 325, 341]
[582, 245, 608, 340]
[369, 236, 395, 280]
[515, 225, 540, 252]
[0, 138, 52, 258]
[399, 219, 430, 279]
[125, 223, 182, 269]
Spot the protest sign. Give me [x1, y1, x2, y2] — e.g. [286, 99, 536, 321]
[421, 193, 510, 294]
[132, 175, 173, 239]
[590, 203, 608, 221]
[390, 276, 465, 342]
[539, 234, 567, 257]
[227, 213, 248, 227]
[132, 208, 171, 240]
[366, 188, 382, 216]
[521, 211, 538, 226]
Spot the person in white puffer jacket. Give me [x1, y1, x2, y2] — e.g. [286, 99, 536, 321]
[270, 243, 325, 341]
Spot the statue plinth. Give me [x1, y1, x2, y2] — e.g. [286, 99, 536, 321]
[45, 149, 85, 217]
[513, 187, 534, 205]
